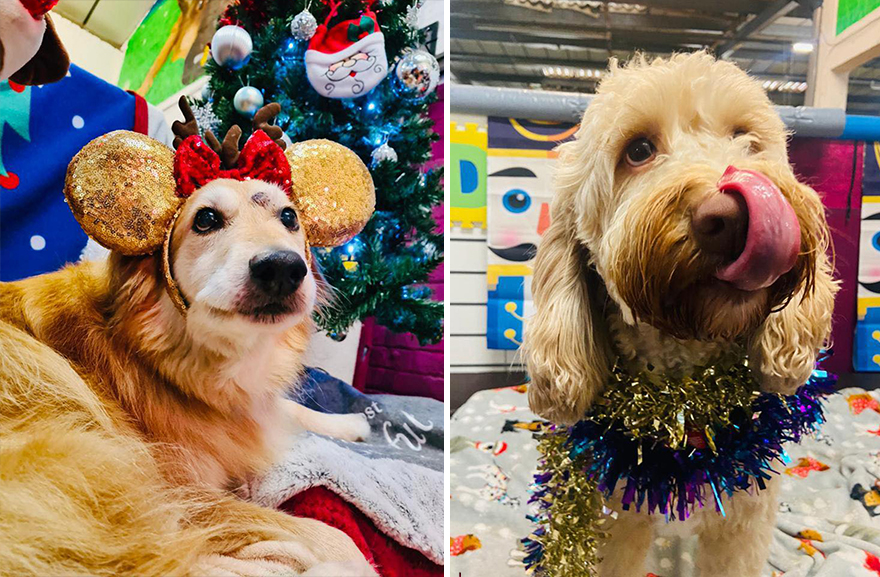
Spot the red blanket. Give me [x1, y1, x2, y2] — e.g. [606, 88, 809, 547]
[281, 487, 442, 577]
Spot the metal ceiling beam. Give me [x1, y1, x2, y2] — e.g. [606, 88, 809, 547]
[455, 56, 880, 93]
[454, 17, 751, 47]
[452, 52, 815, 74]
[716, 0, 804, 58]
[546, 0, 771, 13]
[452, 1, 731, 32]
[451, 24, 706, 53]
[454, 70, 545, 85]
[449, 34, 809, 66]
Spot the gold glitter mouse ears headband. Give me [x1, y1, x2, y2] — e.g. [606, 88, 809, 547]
[64, 97, 375, 257]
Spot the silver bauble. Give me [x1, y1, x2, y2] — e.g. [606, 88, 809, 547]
[233, 86, 264, 117]
[211, 25, 253, 69]
[393, 49, 439, 100]
[290, 9, 318, 41]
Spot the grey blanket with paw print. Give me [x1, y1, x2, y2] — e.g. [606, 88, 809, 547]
[246, 368, 444, 565]
[450, 385, 880, 577]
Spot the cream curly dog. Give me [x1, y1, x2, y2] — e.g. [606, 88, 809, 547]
[524, 52, 838, 577]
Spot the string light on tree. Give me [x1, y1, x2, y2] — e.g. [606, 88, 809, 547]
[341, 235, 364, 271]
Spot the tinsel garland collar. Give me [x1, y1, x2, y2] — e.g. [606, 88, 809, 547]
[522, 355, 836, 577]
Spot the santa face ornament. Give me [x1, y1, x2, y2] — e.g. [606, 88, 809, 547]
[305, 10, 388, 99]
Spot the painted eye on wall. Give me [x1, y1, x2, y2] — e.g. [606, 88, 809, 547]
[502, 189, 532, 213]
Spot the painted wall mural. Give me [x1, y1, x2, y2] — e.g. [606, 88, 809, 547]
[119, 0, 229, 104]
[485, 118, 577, 350]
[450, 121, 488, 230]
[856, 142, 880, 371]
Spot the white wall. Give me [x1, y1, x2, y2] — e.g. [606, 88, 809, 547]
[450, 222, 524, 374]
[52, 14, 125, 84]
[418, 0, 444, 55]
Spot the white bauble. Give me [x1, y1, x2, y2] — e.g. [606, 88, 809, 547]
[233, 86, 264, 116]
[211, 25, 253, 69]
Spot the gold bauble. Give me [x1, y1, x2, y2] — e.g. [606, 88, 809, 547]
[285, 139, 375, 247]
[64, 131, 181, 255]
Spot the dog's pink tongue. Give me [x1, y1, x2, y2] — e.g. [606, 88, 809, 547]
[714, 166, 800, 291]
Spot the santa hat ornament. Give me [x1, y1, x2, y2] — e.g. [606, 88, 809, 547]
[0, 0, 69, 85]
[64, 97, 375, 313]
[305, 0, 388, 99]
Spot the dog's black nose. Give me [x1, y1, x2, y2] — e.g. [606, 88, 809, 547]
[249, 251, 307, 298]
[691, 192, 749, 262]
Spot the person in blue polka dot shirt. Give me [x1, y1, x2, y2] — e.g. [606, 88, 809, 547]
[0, 64, 157, 281]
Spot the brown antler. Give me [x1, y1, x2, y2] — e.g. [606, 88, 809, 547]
[173, 95, 243, 167]
[172, 96, 203, 149]
[207, 125, 242, 168]
[253, 103, 287, 150]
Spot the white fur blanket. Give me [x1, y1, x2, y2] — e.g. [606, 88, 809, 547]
[247, 369, 444, 565]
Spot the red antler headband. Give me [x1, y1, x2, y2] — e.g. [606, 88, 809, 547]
[174, 131, 292, 196]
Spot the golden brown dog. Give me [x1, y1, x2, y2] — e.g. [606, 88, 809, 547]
[0, 141, 376, 574]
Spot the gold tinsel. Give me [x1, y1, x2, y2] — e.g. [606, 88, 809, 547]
[286, 139, 375, 248]
[589, 352, 759, 450]
[528, 351, 765, 576]
[528, 430, 606, 577]
[64, 131, 181, 255]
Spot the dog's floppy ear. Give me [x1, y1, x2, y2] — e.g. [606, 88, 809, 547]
[65, 131, 181, 255]
[285, 140, 375, 247]
[523, 192, 614, 425]
[750, 182, 839, 394]
[9, 15, 69, 86]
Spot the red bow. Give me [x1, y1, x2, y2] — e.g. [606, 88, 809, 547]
[173, 130, 292, 197]
[19, 0, 59, 19]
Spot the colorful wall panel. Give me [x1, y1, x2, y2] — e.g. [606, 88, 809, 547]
[450, 121, 488, 229]
[485, 118, 577, 350]
[856, 142, 880, 370]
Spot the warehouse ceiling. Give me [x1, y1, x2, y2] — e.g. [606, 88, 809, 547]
[450, 0, 880, 115]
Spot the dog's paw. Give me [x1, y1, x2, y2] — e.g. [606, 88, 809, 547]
[300, 560, 378, 577]
[327, 413, 371, 442]
[192, 552, 299, 576]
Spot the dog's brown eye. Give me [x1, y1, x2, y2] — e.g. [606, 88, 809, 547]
[625, 137, 656, 167]
[193, 208, 223, 234]
[280, 207, 299, 231]
[733, 127, 749, 138]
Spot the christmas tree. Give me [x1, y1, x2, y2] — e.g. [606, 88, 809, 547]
[196, 0, 443, 344]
